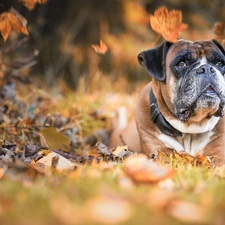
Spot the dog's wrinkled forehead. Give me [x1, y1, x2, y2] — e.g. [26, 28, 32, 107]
[167, 40, 222, 63]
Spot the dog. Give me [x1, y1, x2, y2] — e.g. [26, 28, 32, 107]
[110, 39, 225, 166]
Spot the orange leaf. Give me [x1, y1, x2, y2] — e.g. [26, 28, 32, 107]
[150, 6, 188, 43]
[85, 196, 133, 224]
[18, 0, 48, 10]
[168, 200, 207, 223]
[124, 154, 175, 184]
[0, 14, 12, 41]
[0, 8, 29, 42]
[91, 39, 108, 55]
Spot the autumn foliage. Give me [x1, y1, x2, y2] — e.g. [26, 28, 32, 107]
[19, 0, 48, 10]
[1, 3, 225, 225]
[92, 39, 108, 55]
[91, 6, 188, 58]
[150, 6, 188, 43]
[0, 0, 48, 42]
[0, 8, 28, 42]
[214, 21, 225, 46]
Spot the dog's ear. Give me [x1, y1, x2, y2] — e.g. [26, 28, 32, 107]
[137, 41, 173, 82]
[212, 39, 225, 55]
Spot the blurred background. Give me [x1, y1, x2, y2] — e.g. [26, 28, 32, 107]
[0, 0, 225, 90]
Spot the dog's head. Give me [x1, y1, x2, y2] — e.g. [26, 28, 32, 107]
[138, 40, 225, 123]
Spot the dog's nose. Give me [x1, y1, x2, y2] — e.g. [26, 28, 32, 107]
[196, 64, 216, 75]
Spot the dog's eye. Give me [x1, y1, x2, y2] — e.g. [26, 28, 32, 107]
[177, 61, 187, 68]
[216, 61, 224, 67]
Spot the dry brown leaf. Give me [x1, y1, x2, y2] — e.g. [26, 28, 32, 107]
[158, 150, 212, 167]
[150, 6, 188, 43]
[39, 127, 71, 151]
[113, 145, 133, 158]
[36, 152, 76, 170]
[213, 164, 225, 178]
[168, 200, 207, 223]
[0, 8, 29, 42]
[147, 188, 174, 210]
[85, 196, 133, 224]
[213, 22, 225, 46]
[0, 166, 7, 179]
[213, 21, 225, 37]
[124, 154, 175, 184]
[18, 0, 48, 10]
[50, 195, 83, 225]
[92, 39, 108, 55]
[113, 145, 128, 155]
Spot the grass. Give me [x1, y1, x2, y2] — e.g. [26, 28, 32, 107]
[1, 163, 225, 225]
[1, 72, 225, 225]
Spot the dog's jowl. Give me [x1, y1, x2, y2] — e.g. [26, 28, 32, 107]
[110, 39, 225, 166]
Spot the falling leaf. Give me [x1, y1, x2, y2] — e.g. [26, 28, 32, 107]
[18, 0, 48, 10]
[92, 39, 108, 55]
[213, 21, 225, 46]
[124, 154, 175, 184]
[10, 7, 27, 27]
[213, 21, 225, 37]
[150, 6, 188, 43]
[39, 127, 71, 151]
[0, 8, 29, 42]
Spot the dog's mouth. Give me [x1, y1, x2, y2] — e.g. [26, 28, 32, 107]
[202, 85, 218, 97]
[177, 85, 224, 122]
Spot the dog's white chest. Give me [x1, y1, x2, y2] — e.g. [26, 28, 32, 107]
[158, 131, 213, 156]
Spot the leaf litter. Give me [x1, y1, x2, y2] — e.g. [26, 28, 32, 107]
[0, 66, 223, 225]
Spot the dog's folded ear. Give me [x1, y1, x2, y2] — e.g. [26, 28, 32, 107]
[137, 41, 173, 82]
[212, 39, 225, 55]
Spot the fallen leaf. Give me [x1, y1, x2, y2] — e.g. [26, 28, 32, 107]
[118, 175, 134, 190]
[147, 188, 174, 210]
[85, 195, 133, 224]
[0, 8, 29, 41]
[168, 200, 207, 223]
[50, 195, 82, 225]
[150, 6, 188, 43]
[124, 154, 175, 184]
[113, 145, 133, 158]
[95, 141, 111, 156]
[157, 150, 212, 167]
[0, 166, 7, 179]
[113, 145, 128, 154]
[18, 0, 48, 10]
[39, 127, 71, 151]
[213, 164, 225, 178]
[36, 152, 76, 170]
[92, 39, 108, 55]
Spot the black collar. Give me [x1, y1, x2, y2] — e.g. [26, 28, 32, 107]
[149, 89, 182, 137]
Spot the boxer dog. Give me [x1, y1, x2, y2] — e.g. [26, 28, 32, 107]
[110, 39, 225, 166]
